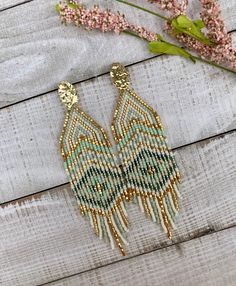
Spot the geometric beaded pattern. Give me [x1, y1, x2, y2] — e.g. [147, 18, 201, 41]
[111, 65, 181, 240]
[58, 62, 182, 256]
[59, 82, 129, 256]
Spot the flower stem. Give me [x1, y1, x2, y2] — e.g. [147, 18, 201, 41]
[123, 31, 236, 75]
[116, 0, 169, 21]
[191, 56, 236, 75]
[124, 30, 148, 40]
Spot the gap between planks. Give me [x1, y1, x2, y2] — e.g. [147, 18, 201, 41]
[1, 127, 235, 208]
[1, 130, 235, 285]
[38, 225, 236, 286]
[0, 0, 33, 12]
[2, 49, 236, 203]
[0, 54, 160, 111]
[0, 30, 235, 111]
[0, 0, 235, 106]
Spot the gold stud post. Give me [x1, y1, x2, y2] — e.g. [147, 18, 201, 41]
[110, 63, 130, 90]
[58, 81, 78, 110]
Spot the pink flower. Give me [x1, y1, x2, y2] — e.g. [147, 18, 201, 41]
[57, 0, 236, 71]
[149, 0, 188, 17]
[58, 1, 157, 41]
[175, 32, 236, 69]
[200, 0, 230, 44]
[149, 0, 236, 70]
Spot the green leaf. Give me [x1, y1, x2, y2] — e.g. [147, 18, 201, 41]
[148, 41, 196, 62]
[171, 15, 212, 46]
[55, 4, 61, 13]
[194, 19, 205, 29]
[67, 3, 79, 9]
[176, 15, 193, 28]
[156, 34, 165, 42]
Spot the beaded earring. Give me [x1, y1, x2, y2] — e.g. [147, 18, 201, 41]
[58, 81, 129, 256]
[58, 64, 181, 256]
[110, 63, 181, 240]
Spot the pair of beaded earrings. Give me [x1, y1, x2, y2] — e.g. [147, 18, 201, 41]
[58, 63, 181, 256]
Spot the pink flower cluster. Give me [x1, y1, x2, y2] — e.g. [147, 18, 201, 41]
[200, 0, 230, 44]
[149, 0, 188, 17]
[58, 0, 236, 70]
[149, 0, 236, 69]
[175, 33, 236, 69]
[58, 1, 157, 41]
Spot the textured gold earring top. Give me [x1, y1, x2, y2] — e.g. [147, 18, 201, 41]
[58, 81, 78, 110]
[110, 63, 130, 90]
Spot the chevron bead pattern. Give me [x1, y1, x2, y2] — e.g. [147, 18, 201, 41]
[112, 86, 181, 240]
[59, 82, 129, 256]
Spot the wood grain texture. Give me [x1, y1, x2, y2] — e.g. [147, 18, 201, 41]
[1, 131, 236, 286]
[0, 0, 235, 106]
[1, 2, 236, 285]
[47, 227, 236, 286]
[1, 56, 236, 203]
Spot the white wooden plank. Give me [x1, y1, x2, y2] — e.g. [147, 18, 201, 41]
[1, 55, 236, 203]
[48, 227, 236, 286]
[0, 132, 235, 286]
[0, 0, 235, 106]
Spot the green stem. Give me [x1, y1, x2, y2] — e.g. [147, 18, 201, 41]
[124, 31, 236, 75]
[124, 30, 148, 40]
[191, 56, 236, 75]
[116, 0, 169, 21]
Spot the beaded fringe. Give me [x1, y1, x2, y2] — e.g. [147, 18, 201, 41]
[79, 200, 129, 256]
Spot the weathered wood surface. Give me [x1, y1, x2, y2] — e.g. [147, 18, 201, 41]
[1, 55, 236, 203]
[0, 0, 235, 107]
[1, 1, 236, 285]
[1, 131, 236, 286]
[47, 227, 236, 286]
